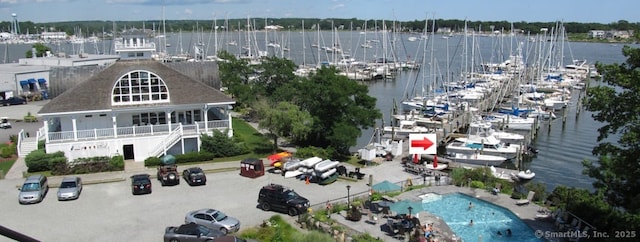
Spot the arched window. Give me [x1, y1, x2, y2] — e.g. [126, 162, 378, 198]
[112, 70, 170, 105]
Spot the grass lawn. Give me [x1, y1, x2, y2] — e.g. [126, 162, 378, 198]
[226, 117, 275, 158]
[0, 159, 16, 178]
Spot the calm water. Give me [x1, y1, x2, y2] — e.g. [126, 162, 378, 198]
[421, 193, 543, 242]
[3, 31, 636, 191]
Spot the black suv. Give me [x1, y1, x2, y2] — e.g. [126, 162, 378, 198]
[257, 183, 310, 216]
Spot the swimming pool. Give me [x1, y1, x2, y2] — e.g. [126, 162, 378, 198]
[421, 193, 543, 242]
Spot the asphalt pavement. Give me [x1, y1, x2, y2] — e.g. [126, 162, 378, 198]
[0, 101, 553, 241]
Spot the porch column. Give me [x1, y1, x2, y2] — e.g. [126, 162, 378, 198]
[72, 117, 78, 141]
[112, 115, 118, 138]
[203, 106, 209, 133]
[43, 119, 49, 143]
[227, 106, 233, 137]
[166, 111, 172, 131]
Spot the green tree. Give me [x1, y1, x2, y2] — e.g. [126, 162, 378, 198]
[293, 67, 381, 154]
[216, 50, 256, 108]
[583, 45, 640, 214]
[255, 55, 298, 99]
[200, 130, 248, 157]
[25, 43, 51, 58]
[256, 100, 313, 151]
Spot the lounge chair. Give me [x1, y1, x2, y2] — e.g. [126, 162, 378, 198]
[516, 191, 535, 205]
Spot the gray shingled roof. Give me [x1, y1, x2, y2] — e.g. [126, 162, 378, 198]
[39, 60, 234, 115]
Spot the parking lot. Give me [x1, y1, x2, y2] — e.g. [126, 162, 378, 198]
[0, 166, 378, 242]
[0, 100, 47, 143]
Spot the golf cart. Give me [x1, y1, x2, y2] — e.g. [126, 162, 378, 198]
[0, 117, 11, 129]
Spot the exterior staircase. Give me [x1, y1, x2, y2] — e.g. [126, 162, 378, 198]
[148, 125, 183, 157]
[18, 137, 39, 157]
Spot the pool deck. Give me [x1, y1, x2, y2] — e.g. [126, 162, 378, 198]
[332, 184, 555, 241]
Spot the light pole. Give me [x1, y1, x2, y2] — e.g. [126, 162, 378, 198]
[346, 185, 351, 208]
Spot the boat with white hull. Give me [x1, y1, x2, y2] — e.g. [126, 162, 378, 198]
[446, 134, 519, 159]
[469, 120, 525, 143]
[446, 152, 507, 166]
[383, 120, 432, 136]
[511, 169, 536, 181]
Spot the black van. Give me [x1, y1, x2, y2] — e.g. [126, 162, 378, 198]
[257, 183, 310, 216]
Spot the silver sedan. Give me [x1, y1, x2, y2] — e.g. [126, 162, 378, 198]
[184, 208, 240, 234]
[57, 177, 82, 201]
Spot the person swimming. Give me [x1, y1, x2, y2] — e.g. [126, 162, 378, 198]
[506, 228, 512, 236]
[469, 219, 474, 226]
[468, 202, 474, 210]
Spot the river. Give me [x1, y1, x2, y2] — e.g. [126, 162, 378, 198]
[2, 30, 636, 192]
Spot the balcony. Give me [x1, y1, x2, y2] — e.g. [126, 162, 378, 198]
[46, 120, 229, 143]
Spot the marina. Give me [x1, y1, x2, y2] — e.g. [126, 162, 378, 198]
[0, 29, 631, 191]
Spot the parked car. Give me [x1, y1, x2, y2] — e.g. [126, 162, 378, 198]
[183, 167, 207, 186]
[18, 174, 49, 204]
[164, 223, 225, 242]
[131, 174, 152, 195]
[57, 176, 82, 201]
[2, 96, 27, 106]
[157, 155, 180, 186]
[0, 117, 10, 129]
[184, 208, 240, 234]
[257, 183, 310, 216]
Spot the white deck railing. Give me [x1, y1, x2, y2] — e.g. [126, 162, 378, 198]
[148, 125, 184, 157]
[46, 120, 229, 143]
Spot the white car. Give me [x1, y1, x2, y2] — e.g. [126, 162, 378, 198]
[0, 117, 10, 129]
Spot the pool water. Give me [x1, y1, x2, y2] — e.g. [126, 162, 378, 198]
[421, 193, 543, 242]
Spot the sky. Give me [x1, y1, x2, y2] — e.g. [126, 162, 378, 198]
[0, 0, 637, 24]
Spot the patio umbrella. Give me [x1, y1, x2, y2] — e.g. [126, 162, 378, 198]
[372, 180, 402, 193]
[389, 199, 423, 215]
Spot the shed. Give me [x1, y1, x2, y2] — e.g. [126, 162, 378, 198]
[240, 158, 265, 178]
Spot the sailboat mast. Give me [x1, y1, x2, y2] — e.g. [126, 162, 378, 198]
[302, 19, 305, 66]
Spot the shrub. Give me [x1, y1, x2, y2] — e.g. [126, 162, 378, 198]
[144, 157, 162, 167]
[346, 204, 362, 221]
[9, 135, 18, 144]
[201, 130, 249, 157]
[175, 151, 215, 164]
[1, 144, 16, 158]
[110, 156, 125, 170]
[291, 231, 335, 242]
[470, 180, 485, 189]
[295, 146, 331, 159]
[25, 150, 50, 172]
[50, 157, 70, 175]
[352, 233, 384, 242]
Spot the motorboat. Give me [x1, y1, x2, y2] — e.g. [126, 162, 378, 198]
[383, 120, 432, 136]
[512, 169, 536, 180]
[445, 133, 519, 159]
[469, 120, 525, 143]
[483, 113, 536, 131]
[446, 152, 507, 166]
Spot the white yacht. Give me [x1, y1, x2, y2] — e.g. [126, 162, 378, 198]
[383, 120, 432, 136]
[446, 152, 507, 166]
[446, 133, 520, 159]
